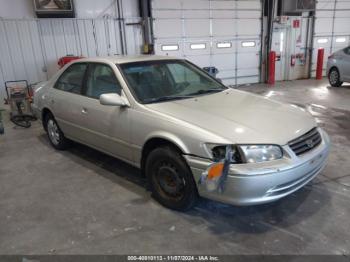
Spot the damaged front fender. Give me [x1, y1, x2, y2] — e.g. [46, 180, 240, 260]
[199, 145, 235, 193]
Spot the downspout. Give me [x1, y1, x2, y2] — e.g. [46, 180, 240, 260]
[116, 0, 126, 55]
[307, 12, 315, 79]
[140, 0, 154, 54]
[259, 0, 264, 83]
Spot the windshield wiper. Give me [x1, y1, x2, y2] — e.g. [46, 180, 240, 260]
[145, 95, 194, 104]
[189, 88, 225, 96]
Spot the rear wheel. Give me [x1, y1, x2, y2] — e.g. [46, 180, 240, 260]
[44, 113, 70, 150]
[145, 146, 198, 211]
[329, 68, 343, 87]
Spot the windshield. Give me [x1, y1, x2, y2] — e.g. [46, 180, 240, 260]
[119, 60, 227, 104]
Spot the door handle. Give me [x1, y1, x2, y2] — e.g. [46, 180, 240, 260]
[81, 108, 88, 114]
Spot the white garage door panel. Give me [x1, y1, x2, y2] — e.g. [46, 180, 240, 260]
[316, 0, 335, 9]
[237, 41, 260, 52]
[212, 54, 235, 70]
[237, 68, 260, 77]
[184, 41, 210, 55]
[335, 10, 350, 17]
[152, 0, 182, 9]
[237, 53, 260, 68]
[315, 11, 333, 18]
[211, 10, 235, 18]
[152, 0, 262, 86]
[184, 10, 210, 19]
[154, 19, 182, 38]
[212, 20, 236, 37]
[211, 1, 234, 9]
[312, 0, 350, 77]
[337, 1, 350, 9]
[152, 10, 182, 19]
[217, 69, 236, 78]
[155, 42, 183, 57]
[237, 1, 261, 9]
[314, 18, 333, 35]
[237, 76, 259, 85]
[212, 41, 234, 54]
[184, 20, 210, 37]
[333, 36, 350, 49]
[182, 0, 209, 9]
[237, 20, 261, 35]
[186, 55, 211, 68]
[334, 18, 350, 34]
[211, 10, 260, 19]
[236, 11, 261, 19]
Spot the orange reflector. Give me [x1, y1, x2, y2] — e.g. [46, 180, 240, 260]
[207, 163, 224, 180]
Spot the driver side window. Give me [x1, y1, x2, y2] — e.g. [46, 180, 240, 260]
[85, 64, 122, 99]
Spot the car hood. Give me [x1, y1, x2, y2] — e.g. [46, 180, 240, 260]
[145, 89, 316, 145]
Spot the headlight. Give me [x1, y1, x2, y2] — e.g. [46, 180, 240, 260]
[204, 144, 243, 163]
[239, 145, 283, 163]
[204, 143, 283, 163]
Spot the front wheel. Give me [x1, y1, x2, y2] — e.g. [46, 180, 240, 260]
[145, 146, 198, 211]
[329, 68, 343, 87]
[44, 113, 70, 150]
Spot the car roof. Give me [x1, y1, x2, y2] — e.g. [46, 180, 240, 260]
[76, 55, 180, 64]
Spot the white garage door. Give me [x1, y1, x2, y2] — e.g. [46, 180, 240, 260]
[152, 0, 262, 86]
[312, 0, 350, 77]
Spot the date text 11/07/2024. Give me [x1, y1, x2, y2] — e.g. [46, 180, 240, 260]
[127, 255, 219, 261]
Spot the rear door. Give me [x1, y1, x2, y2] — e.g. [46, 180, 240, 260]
[51, 63, 91, 142]
[79, 63, 132, 162]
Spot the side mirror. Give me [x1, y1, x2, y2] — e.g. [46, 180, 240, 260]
[99, 93, 130, 107]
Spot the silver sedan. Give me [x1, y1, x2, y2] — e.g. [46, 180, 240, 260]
[32, 56, 330, 211]
[327, 46, 350, 87]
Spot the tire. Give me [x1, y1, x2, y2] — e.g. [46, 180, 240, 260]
[44, 113, 70, 150]
[145, 146, 198, 211]
[329, 68, 343, 87]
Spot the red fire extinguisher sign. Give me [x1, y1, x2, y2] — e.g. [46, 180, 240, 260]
[293, 20, 300, 28]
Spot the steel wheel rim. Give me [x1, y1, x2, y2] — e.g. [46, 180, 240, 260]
[154, 161, 186, 201]
[330, 70, 338, 84]
[47, 119, 60, 145]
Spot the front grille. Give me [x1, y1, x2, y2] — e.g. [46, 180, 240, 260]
[288, 128, 322, 156]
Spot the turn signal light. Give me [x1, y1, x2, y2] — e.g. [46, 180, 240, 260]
[207, 163, 224, 180]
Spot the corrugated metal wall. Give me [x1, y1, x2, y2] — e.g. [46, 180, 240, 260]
[0, 17, 142, 99]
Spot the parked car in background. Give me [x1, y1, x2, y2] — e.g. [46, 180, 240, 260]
[32, 56, 330, 211]
[327, 46, 350, 87]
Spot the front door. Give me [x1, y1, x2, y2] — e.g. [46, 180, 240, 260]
[78, 63, 132, 162]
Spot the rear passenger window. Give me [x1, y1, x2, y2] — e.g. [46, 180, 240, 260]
[55, 63, 87, 94]
[85, 64, 122, 99]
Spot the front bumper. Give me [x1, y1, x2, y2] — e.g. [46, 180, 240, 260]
[184, 128, 330, 206]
